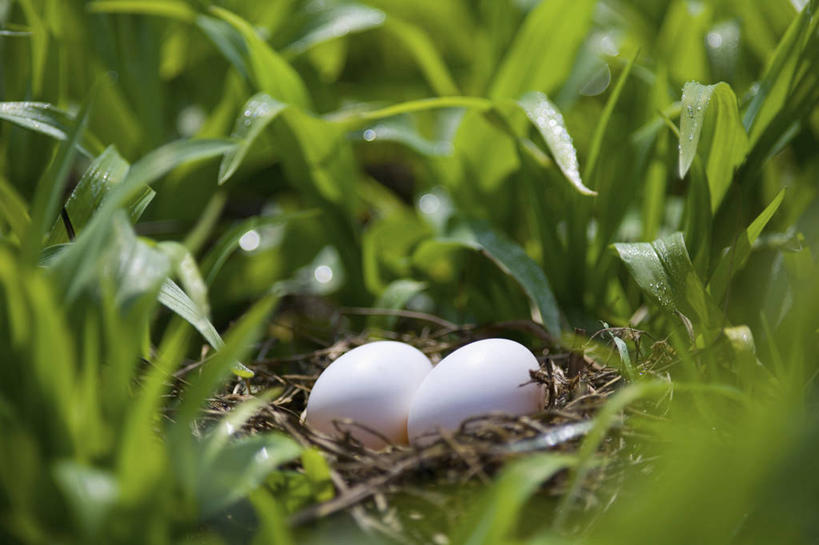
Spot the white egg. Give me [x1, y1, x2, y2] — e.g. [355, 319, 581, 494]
[305, 341, 432, 449]
[407, 338, 544, 443]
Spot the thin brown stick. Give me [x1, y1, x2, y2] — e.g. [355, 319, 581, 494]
[340, 307, 458, 330]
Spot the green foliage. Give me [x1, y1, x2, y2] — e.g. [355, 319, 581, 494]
[488, 0, 597, 99]
[679, 81, 748, 212]
[0, 0, 818, 543]
[614, 232, 723, 337]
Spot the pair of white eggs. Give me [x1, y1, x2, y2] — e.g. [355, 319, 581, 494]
[305, 338, 544, 448]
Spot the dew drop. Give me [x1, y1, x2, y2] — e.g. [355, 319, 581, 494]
[314, 265, 334, 284]
[418, 193, 441, 215]
[239, 229, 261, 252]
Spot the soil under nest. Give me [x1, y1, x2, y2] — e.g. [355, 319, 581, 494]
[181, 307, 652, 539]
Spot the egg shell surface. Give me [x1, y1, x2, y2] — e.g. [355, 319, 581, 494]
[305, 341, 433, 449]
[407, 338, 544, 442]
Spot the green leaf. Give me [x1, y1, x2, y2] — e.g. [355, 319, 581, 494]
[721, 325, 766, 385]
[0, 178, 31, 242]
[104, 139, 236, 214]
[0, 102, 103, 157]
[157, 280, 218, 346]
[107, 219, 172, 306]
[200, 210, 319, 286]
[448, 219, 562, 335]
[157, 241, 210, 318]
[87, 0, 196, 22]
[157, 280, 253, 378]
[203, 393, 278, 459]
[656, 0, 712, 84]
[679, 82, 748, 212]
[555, 381, 671, 529]
[195, 433, 301, 517]
[383, 18, 459, 96]
[369, 279, 427, 329]
[284, 3, 386, 56]
[0, 30, 31, 38]
[743, 2, 815, 144]
[356, 116, 453, 157]
[362, 213, 432, 293]
[452, 109, 521, 193]
[21, 96, 93, 266]
[332, 96, 492, 128]
[300, 448, 334, 503]
[53, 462, 119, 539]
[211, 6, 312, 109]
[678, 82, 711, 178]
[272, 108, 358, 211]
[583, 51, 638, 185]
[249, 489, 294, 545]
[51, 138, 234, 303]
[489, 0, 597, 99]
[708, 189, 785, 302]
[17, 0, 47, 96]
[46, 146, 142, 245]
[614, 232, 722, 331]
[519, 92, 594, 196]
[44, 211, 171, 320]
[454, 454, 577, 545]
[279, 1, 458, 93]
[219, 93, 287, 185]
[174, 294, 278, 427]
[195, 15, 251, 80]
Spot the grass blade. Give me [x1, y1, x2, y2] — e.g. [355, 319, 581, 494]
[0, 178, 31, 242]
[174, 294, 278, 426]
[332, 96, 492, 129]
[87, 0, 196, 22]
[450, 219, 562, 335]
[201, 210, 318, 285]
[614, 232, 723, 332]
[195, 15, 251, 80]
[17, 0, 47, 96]
[489, 0, 597, 99]
[21, 96, 93, 266]
[195, 433, 301, 518]
[384, 18, 459, 96]
[679, 82, 748, 212]
[46, 146, 130, 245]
[219, 93, 287, 185]
[583, 51, 638, 184]
[283, 3, 386, 56]
[743, 1, 815, 143]
[157, 279, 253, 378]
[554, 381, 670, 529]
[211, 6, 312, 109]
[455, 454, 577, 545]
[519, 92, 594, 196]
[0, 102, 102, 157]
[708, 189, 785, 302]
[105, 139, 236, 213]
[369, 279, 427, 329]
[355, 116, 453, 156]
[158, 241, 210, 318]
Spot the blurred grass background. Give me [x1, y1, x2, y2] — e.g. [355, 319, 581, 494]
[0, 0, 818, 543]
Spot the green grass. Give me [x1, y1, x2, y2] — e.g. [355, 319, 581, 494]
[1, 0, 819, 543]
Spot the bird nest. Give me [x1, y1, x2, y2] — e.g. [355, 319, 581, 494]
[191, 304, 659, 540]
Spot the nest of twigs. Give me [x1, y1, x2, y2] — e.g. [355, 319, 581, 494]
[191, 303, 636, 539]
